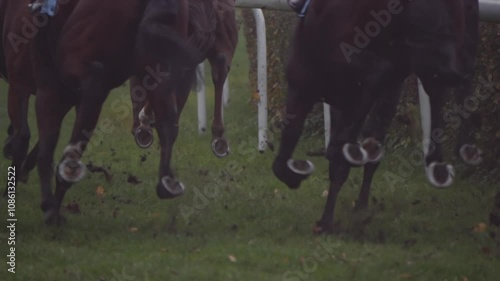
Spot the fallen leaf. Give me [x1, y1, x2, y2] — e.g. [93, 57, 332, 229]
[160, 248, 168, 252]
[398, 273, 413, 279]
[322, 190, 328, 198]
[473, 222, 487, 233]
[462, 277, 469, 281]
[65, 201, 81, 214]
[128, 227, 139, 233]
[228, 255, 237, 262]
[95, 186, 105, 198]
[252, 91, 260, 102]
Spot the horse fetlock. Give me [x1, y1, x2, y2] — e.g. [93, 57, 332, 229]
[459, 144, 483, 165]
[157, 176, 185, 199]
[134, 126, 154, 148]
[342, 143, 369, 166]
[426, 162, 454, 188]
[211, 138, 229, 158]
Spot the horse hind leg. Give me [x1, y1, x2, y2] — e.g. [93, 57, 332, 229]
[355, 84, 403, 210]
[209, 53, 230, 158]
[134, 101, 155, 149]
[130, 74, 154, 148]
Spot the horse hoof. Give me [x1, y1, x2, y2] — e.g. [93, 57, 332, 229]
[272, 158, 314, 189]
[157, 176, 185, 199]
[426, 162, 454, 188]
[134, 126, 154, 148]
[212, 138, 229, 158]
[342, 143, 368, 165]
[460, 144, 483, 165]
[58, 158, 86, 183]
[361, 138, 384, 163]
[44, 210, 67, 226]
[3, 139, 13, 160]
[287, 159, 315, 175]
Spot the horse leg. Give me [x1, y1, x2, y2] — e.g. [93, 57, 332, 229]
[18, 141, 39, 183]
[455, 75, 482, 165]
[130, 74, 154, 148]
[356, 84, 403, 210]
[3, 85, 32, 197]
[419, 77, 454, 187]
[7, 85, 31, 167]
[57, 63, 107, 184]
[209, 53, 230, 158]
[3, 124, 14, 160]
[272, 88, 315, 189]
[149, 82, 184, 199]
[314, 139, 352, 234]
[135, 102, 155, 149]
[35, 87, 73, 225]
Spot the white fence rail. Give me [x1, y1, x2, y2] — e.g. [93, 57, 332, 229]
[196, 0, 500, 151]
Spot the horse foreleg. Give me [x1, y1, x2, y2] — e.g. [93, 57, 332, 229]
[149, 83, 184, 199]
[35, 88, 73, 225]
[272, 88, 315, 189]
[131, 74, 155, 148]
[209, 53, 230, 158]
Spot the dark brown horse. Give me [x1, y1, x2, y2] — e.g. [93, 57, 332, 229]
[3, 0, 199, 224]
[272, 0, 479, 233]
[131, 0, 238, 159]
[349, 0, 481, 210]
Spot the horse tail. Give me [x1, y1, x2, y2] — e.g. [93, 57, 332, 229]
[136, 0, 201, 71]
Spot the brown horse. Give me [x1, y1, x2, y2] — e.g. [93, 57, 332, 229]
[272, 0, 478, 233]
[131, 0, 238, 159]
[6, 0, 199, 224]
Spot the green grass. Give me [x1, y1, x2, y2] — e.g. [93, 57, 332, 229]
[1, 19, 499, 281]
